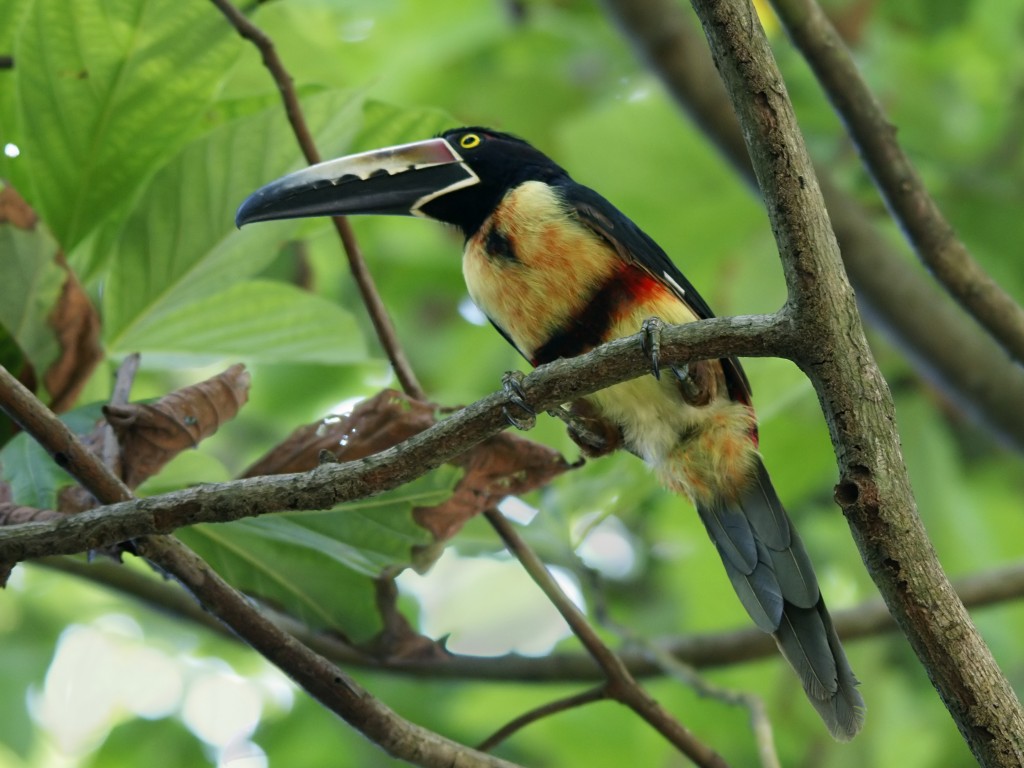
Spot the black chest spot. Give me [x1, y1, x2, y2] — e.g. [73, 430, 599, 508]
[484, 227, 517, 262]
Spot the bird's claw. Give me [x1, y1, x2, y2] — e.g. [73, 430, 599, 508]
[501, 370, 536, 431]
[641, 317, 665, 380]
[670, 363, 702, 402]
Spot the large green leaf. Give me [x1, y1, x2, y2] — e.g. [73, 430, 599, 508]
[178, 465, 460, 640]
[96, 87, 365, 342]
[98, 92, 457, 365]
[13, 0, 238, 250]
[110, 279, 366, 364]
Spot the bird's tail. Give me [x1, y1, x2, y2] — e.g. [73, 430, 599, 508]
[694, 457, 865, 740]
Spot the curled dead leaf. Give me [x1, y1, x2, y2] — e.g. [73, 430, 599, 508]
[0, 502, 63, 525]
[0, 187, 102, 412]
[242, 388, 436, 476]
[0, 185, 37, 229]
[45, 254, 102, 412]
[414, 432, 572, 543]
[105, 364, 251, 488]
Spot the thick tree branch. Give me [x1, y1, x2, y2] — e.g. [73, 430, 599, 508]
[0, 315, 786, 563]
[0, 366, 519, 768]
[209, 0, 424, 399]
[601, 0, 1024, 450]
[687, 0, 1024, 763]
[770, 0, 1024, 366]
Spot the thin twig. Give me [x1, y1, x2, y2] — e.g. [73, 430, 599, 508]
[101, 354, 141, 472]
[484, 508, 729, 768]
[770, 0, 1024, 366]
[476, 687, 607, 752]
[596, 597, 780, 768]
[208, 0, 425, 399]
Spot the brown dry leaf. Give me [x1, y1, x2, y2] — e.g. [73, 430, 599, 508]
[0, 502, 63, 525]
[242, 388, 437, 476]
[248, 387, 573, 544]
[45, 253, 102, 412]
[0, 187, 102, 412]
[415, 432, 573, 542]
[0, 185, 36, 228]
[105, 364, 251, 488]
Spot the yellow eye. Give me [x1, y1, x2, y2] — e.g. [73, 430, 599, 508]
[459, 133, 481, 149]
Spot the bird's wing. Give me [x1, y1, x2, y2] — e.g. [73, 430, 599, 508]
[561, 180, 753, 405]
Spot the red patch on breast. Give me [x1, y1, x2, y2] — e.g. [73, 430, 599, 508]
[611, 266, 673, 317]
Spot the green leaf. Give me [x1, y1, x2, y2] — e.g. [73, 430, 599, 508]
[13, 0, 238, 250]
[0, 403, 103, 508]
[108, 279, 366, 365]
[98, 92, 456, 366]
[97, 87, 364, 353]
[178, 466, 460, 639]
[0, 205, 64, 375]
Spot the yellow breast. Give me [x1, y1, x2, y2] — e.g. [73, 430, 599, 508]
[462, 181, 619, 358]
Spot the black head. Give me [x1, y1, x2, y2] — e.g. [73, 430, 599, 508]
[420, 128, 568, 236]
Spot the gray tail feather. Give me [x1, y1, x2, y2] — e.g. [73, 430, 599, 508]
[695, 457, 865, 740]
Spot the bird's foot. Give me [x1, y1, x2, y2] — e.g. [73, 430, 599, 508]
[501, 370, 536, 431]
[552, 399, 622, 458]
[668, 363, 704, 403]
[640, 316, 666, 379]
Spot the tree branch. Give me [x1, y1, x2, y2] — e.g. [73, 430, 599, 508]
[37, 554, 1024, 682]
[476, 687, 607, 752]
[0, 366, 520, 768]
[484, 509, 728, 767]
[0, 315, 786, 563]
[687, 0, 1024, 763]
[208, 0, 424, 399]
[770, 0, 1024, 366]
[601, 0, 1024, 450]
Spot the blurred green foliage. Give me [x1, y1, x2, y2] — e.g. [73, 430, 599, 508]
[1, 0, 1023, 766]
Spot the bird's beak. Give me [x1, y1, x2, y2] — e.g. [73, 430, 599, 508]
[235, 138, 480, 227]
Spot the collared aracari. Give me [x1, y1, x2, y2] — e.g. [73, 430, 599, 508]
[236, 127, 865, 740]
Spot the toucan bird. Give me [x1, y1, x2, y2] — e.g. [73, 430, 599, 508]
[236, 127, 865, 740]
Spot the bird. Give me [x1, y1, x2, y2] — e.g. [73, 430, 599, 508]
[236, 127, 865, 740]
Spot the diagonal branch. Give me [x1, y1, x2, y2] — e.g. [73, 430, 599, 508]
[0, 365, 519, 768]
[484, 508, 728, 767]
[476, 687, 607, 752]
[208, 0, 424, 399]
[687, 0, 1024, 763]
[769, 0, 1024, 366]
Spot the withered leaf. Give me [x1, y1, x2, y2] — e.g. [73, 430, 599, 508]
[242, 388, 436, 476]
[0, 502, 63, 525]
[414, 432, 572, 542]
[45, 253, 102, 412]
[245, 388, 573, 545]
[105, 364, 251, 488]
[0, 187, 102, 413]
